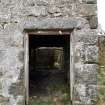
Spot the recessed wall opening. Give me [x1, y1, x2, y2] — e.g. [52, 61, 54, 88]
[25, 33, 70, 105]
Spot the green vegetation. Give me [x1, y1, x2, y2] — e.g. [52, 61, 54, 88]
[97, 67, 105, 105]
[28, 95, 70, 105]
[28, 83, 70, 105]
[98, 42, 105, 105]
[28, 98, 53, 105]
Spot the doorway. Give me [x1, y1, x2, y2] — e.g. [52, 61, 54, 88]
[24, 32, 71, 105]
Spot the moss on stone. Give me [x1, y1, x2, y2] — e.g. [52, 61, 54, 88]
[98, 37, 105, 104]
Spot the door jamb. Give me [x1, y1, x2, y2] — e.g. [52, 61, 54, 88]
[24, 30, 73, 104]
[24, 33, 29, 105]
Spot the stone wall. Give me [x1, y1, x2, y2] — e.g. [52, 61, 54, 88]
[72, 29, 98, 105]
[0, 0, 98, 105]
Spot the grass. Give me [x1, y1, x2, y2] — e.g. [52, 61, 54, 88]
[28, 99, 53, 105]
[97, 42, 105, 105]
[28, 85, 70, 105]
[28, 73, 70, 105]
[28, 96, 70, 105]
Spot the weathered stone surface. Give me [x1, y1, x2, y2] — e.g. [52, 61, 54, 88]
[82, 0, 97, 4]
[74, 84, 97, 105]
[75, 64, 97, 83]
[75, 4, 97, 16]
[24, 17, 78, 29]
[48, 6, 61, 14]
[26, 6, 48, 17]
[36, 0, 49, 6]
[73, 36, 98, 105]
[74, 84, 91, 105]
[85, 45, 98, 62]
[88, 16, 98, 29]
[23, 0, 75, 7]
[0, 6, 11, 23]
[74, 42, 85, 62]
[18, 51, 24, 63]
[74, 29, 98, 44]
[0, 96, 9, 103]
[0, 96, 9, 105]
[0, 0, 98, 105]
[9, 83, 25, 97]
[23, 17, 90, 29]
[0, 50, 7, 63]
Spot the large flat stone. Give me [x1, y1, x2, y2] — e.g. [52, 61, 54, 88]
[23, 17, 87, 30]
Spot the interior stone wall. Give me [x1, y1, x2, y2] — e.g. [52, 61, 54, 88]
[0, 0, 98, 105]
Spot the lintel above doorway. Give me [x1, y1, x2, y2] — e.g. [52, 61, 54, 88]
[24, 29, 73, 36]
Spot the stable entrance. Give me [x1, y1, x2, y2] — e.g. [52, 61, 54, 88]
[24, 31, 71, 105]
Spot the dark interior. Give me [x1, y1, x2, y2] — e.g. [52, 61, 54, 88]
[29, 35, 70, 98]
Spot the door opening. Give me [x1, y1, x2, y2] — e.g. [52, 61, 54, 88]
[25, 33, 70, 105]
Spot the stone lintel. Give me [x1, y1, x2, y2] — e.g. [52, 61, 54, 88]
[23, 17, 86, 30]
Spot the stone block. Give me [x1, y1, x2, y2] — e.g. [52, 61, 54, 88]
[18, 50, 24, 63]
[9, 83, 25, 97]
[0, 96, 9, 103]
[53, 13, 63, 17]
[88, 16, 98, 29]
[0, 50, 7, 64]
[74, 84, 92, 105]
[36, 0, 49, 6]
[24, 17, 90, 30]
[74, 30, 98, 44]
[24, 17, 79, 29]
[74, 42, 85, 62]
[85, 45, 98, 63]
[82, 0, 97, 4]
[0, 7, 11, 23]
[75, 64, 97, 83]
[17, 99, 25, 105]
[74, 84, 97, 105]
[82, 4, 97, 16]
[23, 0, 74, 7]
[28, 6, 48, 16]
[77, 4, 97, 16]
[87, 85, 97, 100]
[48, 6, 61, 14]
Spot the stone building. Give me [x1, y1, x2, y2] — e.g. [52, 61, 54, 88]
[0, 0, 104, 105]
